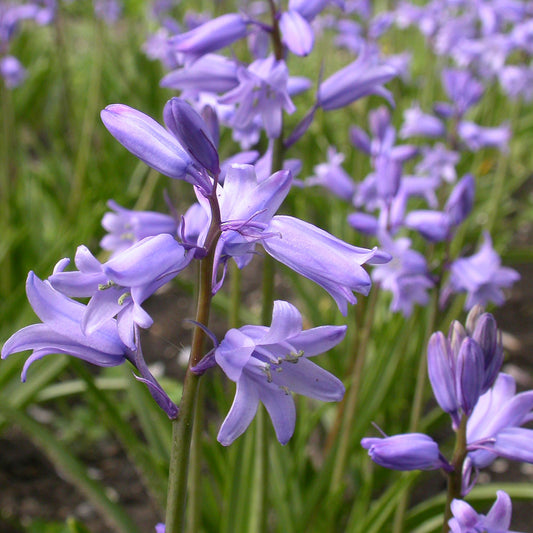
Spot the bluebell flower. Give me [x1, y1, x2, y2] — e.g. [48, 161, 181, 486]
[168, 13, 248, 63]
[465, 372, 533, 476]
[400, 105, 446, 139]
[215, 300, 346, 445]
[263, 216, 390, 315]
[219, 55, 295, 139]
[371, 234, 434, 316]
[427, 310, 503, 428]
[0, 55, 26, 88]
[449, 491, 523, 533]
[305, 146, 356, 202]
[100, 200, 178, 255]
[317, 47, 397, 110]
[160, 54, 239, 95]
[100, 103, 212, 193]
[448, 232, 520, 310]
[458, 121, 511, 152]
[1, 272, 178, 418]
[361, 433, 452, 471]
[49, 235, 190, 349]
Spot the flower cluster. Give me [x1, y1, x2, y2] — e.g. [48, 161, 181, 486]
[362, 307, 532, 530]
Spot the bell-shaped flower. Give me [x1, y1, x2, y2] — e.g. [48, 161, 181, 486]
[215, 300, 346, 445]
[192, 164, 292, 274]
[0, 55, 26, 88]
[305, 146, 356, 202]
[168, 13, 248, 62]
[449, 491, 522, 533]
[448, 232, 520, 310]
[100, 103, 212, 193]
[100, 200, 178, 255]
[400, 106, 446, 139]
[163, 98, 220, 176]
[317, 48, 397, 110]
[263, 216, 390, 315]
[1, 272, 127, 380]
[49, 235, 191, 349]
[219, 55, 295, 139]
[160, 54, 239, 95]
[441, 68, 484, 117]
[465, 373, 533, 475]
[445, 174, 475, 227]
[1, 273, 178, 418]
[279, 10, 314, 56]
[361, 433, 452, 471]
[458, 121, 511, 152]
[371, 234, 434, 316]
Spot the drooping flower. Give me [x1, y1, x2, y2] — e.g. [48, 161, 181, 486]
[100, 200, 178, 255]
[448, 232, 520, 310]
[1, 272, 178, 418]
[100, 102, 212, 193]
[317, 48, 397, 110]
[263, 216, 390, 315]
[49, 235, 190, 349]
[168, 13, 248, 63]
[361, 433, 452, 471]
[215, 300, 346, 445]
[219, 55, 295, 139]
[371, 233, 434, 316]
[449, 491, 523, 533]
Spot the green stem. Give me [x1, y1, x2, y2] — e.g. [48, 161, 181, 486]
[165, 193, 220, 533]
[442, 416, 468, 532]
[186, 378, 205, 533]
[330, 285, 380, 491]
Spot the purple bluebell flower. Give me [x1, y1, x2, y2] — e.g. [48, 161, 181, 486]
[215, 300, 346, 445]
[441, 69, 484, 118]
[449, 491, 522, 533]
[1, 272, 178, 418]
[1, 272, 127, 380]
[159, 54, 239, 95]
[445, 174, 475, 227]
[0, 54, 26, 88]
[404, 210, 450, 242]
[163, 98, 219, 176]
[428, 309, 504, 428]
[155, 524, 165, 533]
[279, 9, 314, 56]
[458, 121, 511, 152]
[49, 235, 190, 349]
[361, 433, 452, 471]
[415, 144, 459, 183]
[448, 232, 520, 310]
[400, 106, 445, 139]
[263, 216, 390, 315]
[100, 103, 212, 192]
[465, 372, 533, 475]
[168, 13, 248, 62]
[317, 48, 397, 110]
[305, 147, 356, 202]
[100, 200, 178, 255]
[499, 66, 533, 102]
[219, 55, 295, 139]
[371, 234, 434, 316]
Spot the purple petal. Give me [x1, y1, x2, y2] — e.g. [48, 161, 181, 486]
[218, 377, 260, 446]
[258, 381, 296, 445]
[260, 300, 302, 345]
[101, 104, 194, 182]
[215, 329, 255, 382]
[279, 10, 314, 56]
